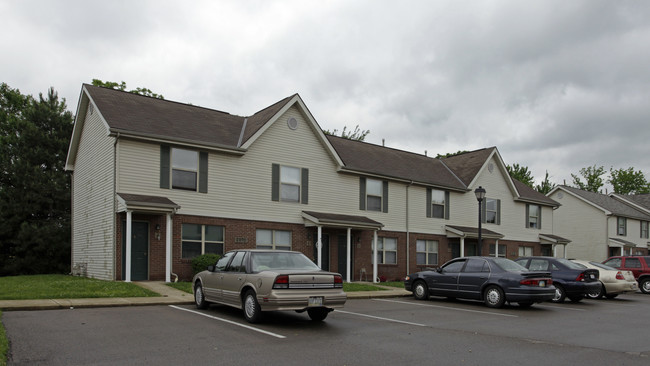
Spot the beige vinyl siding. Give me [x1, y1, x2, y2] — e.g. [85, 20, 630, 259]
[71, 103, 115, 280]
[550, 190, 608, 261]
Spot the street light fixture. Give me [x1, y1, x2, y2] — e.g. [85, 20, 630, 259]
[475, 186, 486, 256]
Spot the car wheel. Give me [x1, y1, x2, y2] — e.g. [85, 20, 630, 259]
[605, 294, 618, 299]
[518, 301, 534, 308]
[413, 281, 429, 300]
[484, 285, 505, 308]
[194, 282, 208, 309]
[640, 279, 650, 294]
[307, 308, 329, 322]
[551, 284, 566, 303]
[586, 282, 604, 299]
[243, 290, 262, 323]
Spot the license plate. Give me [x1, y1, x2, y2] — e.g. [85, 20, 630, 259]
[590, 274, 595, 279]
[308, 297, 323, 306]
[539, 281, 546, 287]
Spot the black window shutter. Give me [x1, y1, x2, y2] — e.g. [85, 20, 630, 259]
[525, 204, 530, 228]
[359, 177, 366, 210]
[160, 145, 170, 189]
[426, 188, 432, 218]
[198, 152, 208, 193]
[272, 164, 280, 201]
[382, 181, 389, 213]
[444, 191, 450, 220]
[301, 168, 309, 204]
[496, 199, 501, 225]
[538, 205, 542, 229]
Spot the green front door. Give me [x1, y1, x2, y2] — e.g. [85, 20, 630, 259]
[122, 221, 149, 281]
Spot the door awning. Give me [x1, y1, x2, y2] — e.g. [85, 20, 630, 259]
[445, 225, 504, 239]
[117, 193, 180, 213]
[539, 234, 571, 245]
[302, 211, 383, 230]
[609, 237, 637, 247]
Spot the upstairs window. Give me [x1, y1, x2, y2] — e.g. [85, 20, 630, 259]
[427, 189, 449, 219]
[272, 164, 308, 204]
[641, 221, 649, 239]
[482, 198, 501, 225]
[160, 145, 208, 193]
[617, 217, 627, 236]
[359, 177, 388, 213]
[526, 204, 542, 229]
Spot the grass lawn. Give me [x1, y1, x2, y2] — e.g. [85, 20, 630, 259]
[167, 281, 403, 294]
[0, 274, 159, 300]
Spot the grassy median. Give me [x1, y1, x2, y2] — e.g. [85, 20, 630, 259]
[0, 274, 159, 300]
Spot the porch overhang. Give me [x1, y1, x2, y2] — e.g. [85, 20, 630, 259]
[608, 237, 637, 248]
[539, 234, 571, 245]
[117, 193, 180, 214]
[301, 211, 384, 230]
[445, 225, 504, 240]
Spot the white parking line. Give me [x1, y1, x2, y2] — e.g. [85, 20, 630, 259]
[535, 304, 587, 311]
[374, 298, 519, 318]
[336, 310, 427, 327]
[169, 305, 286, 339]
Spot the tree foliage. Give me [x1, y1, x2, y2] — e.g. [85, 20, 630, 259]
[571, 165, 606, 193]
[0, 83, 73, 275]
[608, 167, 650, 194]
[323, 125, 369, 141]
[91, 79, 164, 99]
[506, 163, 535, 188]
[535, 171, 556, 194]
[435, 150, 469, 158]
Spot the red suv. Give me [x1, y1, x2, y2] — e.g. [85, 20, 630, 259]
[602, 256, 650, 294]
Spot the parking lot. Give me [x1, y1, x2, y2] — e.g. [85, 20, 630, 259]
[4, 293, 650, 365]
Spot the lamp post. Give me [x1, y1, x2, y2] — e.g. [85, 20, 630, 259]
[475, 186, 486, 256]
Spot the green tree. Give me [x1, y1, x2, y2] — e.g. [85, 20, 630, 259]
[91, 79, 164, 99]
[506, 163, 534, 188]
[608, 167, 650, 194]
[0, 83, 73, 275]
[535, 170, 556, 194]
[571, 165, 605, 193]
[435, 150, 469, 158]
[323, 125, 369, 141]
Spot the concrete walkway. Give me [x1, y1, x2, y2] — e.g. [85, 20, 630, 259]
[0, 281, 411, 311]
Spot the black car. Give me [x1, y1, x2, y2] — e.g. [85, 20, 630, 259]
[404, 257, 555, 308]
[514, 257, 600, 303]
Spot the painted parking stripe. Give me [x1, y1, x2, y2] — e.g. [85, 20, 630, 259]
[169, 305, 286, 339]
[535, 304, 587, 311]
[336, 310, 427, 326]
[374, 298, 518, 318]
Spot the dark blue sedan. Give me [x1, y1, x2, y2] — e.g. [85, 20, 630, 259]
[514, 257, 600, 303]
[404, 257, 556, 308]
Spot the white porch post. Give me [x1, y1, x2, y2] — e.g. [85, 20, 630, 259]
[125, 210, 132, 282]
[563, 244, 568, 259]
[495, 239, 500, 257]
[317, 225, 323, 268]
[460, 237, 465, 257]
[346, 228, 351, 283]
[373, 230, 378, 283]
[165, 213, 172, 283]
[553, 244, 557, 257]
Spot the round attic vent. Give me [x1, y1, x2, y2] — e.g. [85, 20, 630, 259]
[488, 163, 494, 173]
[557, 192, 564, 199]
[287, 117, 298, 130]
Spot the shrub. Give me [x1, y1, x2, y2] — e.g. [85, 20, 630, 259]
[191, 254, 221, 277]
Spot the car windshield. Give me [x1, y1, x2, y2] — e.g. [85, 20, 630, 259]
[589, 261, 617, 271]
[251, 252, 321, 272]
[492, 257, 528, 272]
[555, 258, 586, 270]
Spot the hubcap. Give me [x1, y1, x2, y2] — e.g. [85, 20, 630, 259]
[195, 287, 203, 305]
[245, 296, 255, 317]
[553, 288, 562, 301]
[643, 281, 650, 292]
[487, 289, 500, 304]
[415, 284, 425, 297]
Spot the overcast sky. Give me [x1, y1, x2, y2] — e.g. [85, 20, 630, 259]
[2, 0, 649, 189]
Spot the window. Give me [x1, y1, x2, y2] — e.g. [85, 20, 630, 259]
[489, 244, 506, 257]
[416, 240, 438, 265]
[256, 229, 292, 250]
[464, 258, 489, 273]
[272, 164, 308, 204]
[483, 198, 500, 224]
[603, 258, 621, 268]
[625, 258, 641, 268]
[374, 237, 397, 264]
[641, 221, 649, 239]
[518, 246, 533, 257]
[526, 204, 541, 229]
[617, 217, 627, 236]
[182, 224, 224, 258]
[160, 145, 208, 193]
[360, 177, 388, 212]
[427, 189, 449, 219]
[226, 251, 246, 272]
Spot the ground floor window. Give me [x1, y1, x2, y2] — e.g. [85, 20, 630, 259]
[416, 239, 438, 265]
[182, 224, 224, 258]
[374, 237, 397, 264]
[489, 244, 506, 257]
[256, 229, 292, 250]
[518, 246, 533, 257]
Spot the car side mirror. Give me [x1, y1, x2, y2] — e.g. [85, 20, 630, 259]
[207, 265, 215, 272]
[436, 267, 443, 273]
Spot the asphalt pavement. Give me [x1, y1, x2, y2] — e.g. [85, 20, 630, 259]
[0, 281, 411, 311]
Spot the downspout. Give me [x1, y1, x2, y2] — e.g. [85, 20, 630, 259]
[113, 132, 119, 280]
[406, 180, 413, 277]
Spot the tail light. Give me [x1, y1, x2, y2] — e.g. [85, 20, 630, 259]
[576, 273, 585, 282]
[616, 272, 625, 280]
[334, 275, 343, 288]
[273, 275, 289, 289]
[520, 278, 553, 287]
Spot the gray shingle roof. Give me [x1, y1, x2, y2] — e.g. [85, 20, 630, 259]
[512, 179, 559, 206]
[439, 148, 494, 186]
[624, 194, 650, 211]
[559, 186, 650, 220]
